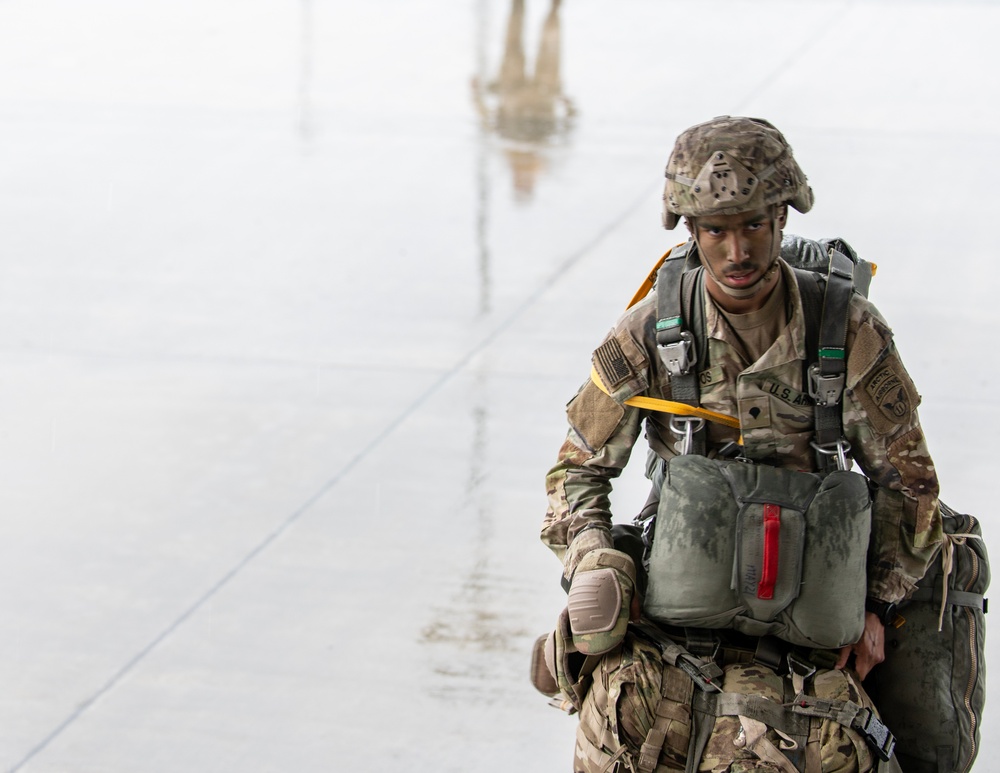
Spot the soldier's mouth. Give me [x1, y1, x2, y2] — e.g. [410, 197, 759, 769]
[724, 268, 758, 287]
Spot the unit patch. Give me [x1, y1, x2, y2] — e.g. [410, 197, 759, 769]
[593, 337, 634, 391]
[859, 354, 919, 434]
[867, 359, 913, 418]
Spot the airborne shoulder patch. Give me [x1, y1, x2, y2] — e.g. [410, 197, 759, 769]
[593, 336, 635, 391]
[859, 354, 919, 433]
[866, 364, 909, 419]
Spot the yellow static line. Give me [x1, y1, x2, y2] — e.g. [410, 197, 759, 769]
[590, 367, 741, 430]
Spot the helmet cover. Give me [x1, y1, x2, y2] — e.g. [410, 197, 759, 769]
[662, 116, 814, 229]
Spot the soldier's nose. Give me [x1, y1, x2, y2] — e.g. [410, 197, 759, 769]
[727, 234, 750, 263]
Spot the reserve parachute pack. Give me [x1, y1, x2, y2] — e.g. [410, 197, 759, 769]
[534, 235, 989, 773]
[643, 453, 871, 649]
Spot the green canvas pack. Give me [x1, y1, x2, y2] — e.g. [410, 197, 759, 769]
[864, 503, 989, 773]
[643, 454, 871, 649]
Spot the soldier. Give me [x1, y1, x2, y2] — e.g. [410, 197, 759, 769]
[539, 117, 943, 772]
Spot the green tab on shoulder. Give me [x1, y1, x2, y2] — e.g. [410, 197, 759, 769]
[656, 316, 682, 331]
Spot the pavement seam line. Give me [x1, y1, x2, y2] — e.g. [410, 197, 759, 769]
[9, 181, 653, 772]
[13, 8, 854, 756]
[9, 5, 852, 748]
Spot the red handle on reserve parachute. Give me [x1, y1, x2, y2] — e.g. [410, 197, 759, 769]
[758, 504, 781, 601]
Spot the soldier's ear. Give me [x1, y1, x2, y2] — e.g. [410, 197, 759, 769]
[684, 217, 695, 236]
[776, 205, 788, 228]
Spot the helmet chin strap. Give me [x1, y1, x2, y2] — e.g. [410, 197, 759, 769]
[693, 207, 782, 301]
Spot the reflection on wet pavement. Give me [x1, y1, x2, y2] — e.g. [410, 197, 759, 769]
[418, 361, 532, 698]
[473, 0, 575, 200]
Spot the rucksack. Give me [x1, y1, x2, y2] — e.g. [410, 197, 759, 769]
[864, 503, 989, 773]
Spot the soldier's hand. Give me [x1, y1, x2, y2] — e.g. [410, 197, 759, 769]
[566, 548, 636, 656]
[835, 612, 885, 680]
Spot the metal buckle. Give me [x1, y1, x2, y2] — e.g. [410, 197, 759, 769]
[786, 652, 817, 681]
[810, 439, 852, 471]
[658, 331, 696, 377]
[717, 440, 745, 460]
[676, 653, 723, 693]
[807, 362, 845, 407]
[853, 707, 896, 761]
[669, 416, 705, 456]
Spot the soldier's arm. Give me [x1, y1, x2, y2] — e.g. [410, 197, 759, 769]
[541, 381, 644, 586]
[843, 308, 943, 605]
[541, 308, 654, 585]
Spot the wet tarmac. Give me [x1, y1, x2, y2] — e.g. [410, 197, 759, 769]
[1, 1, 999, 770]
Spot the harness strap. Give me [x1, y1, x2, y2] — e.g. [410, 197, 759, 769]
[809, 247, 855, 471]
[654, 243, 707, 455]
[685, 689, 812, 773]
[907, 586, 984, 609]
[805, 720, 824, 773]
[791, 694, 896, 762]
[711, 692, 812, 736]
[636, 667, 694, 773]
[794, 267, 823, 414]
[631, 622, 724, 693]
[736, 716, 800, 773]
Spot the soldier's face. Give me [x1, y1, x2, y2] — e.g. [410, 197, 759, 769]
[686, 206, 786, 310]
[689, 207, 782, 281]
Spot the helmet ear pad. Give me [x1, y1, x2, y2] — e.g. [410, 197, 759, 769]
[787, 184, 814, 217]
[663, 207, 681, 230]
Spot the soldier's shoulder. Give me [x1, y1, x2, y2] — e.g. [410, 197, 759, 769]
[612, 291, 658, 341]
[846, 293, 899, 387]
[847, 291, 892, 338]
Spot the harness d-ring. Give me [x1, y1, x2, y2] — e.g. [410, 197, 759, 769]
[669, 416, 705, 456]
[810, 439, 852, 471]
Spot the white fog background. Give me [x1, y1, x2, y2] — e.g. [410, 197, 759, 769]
[0, 1, 997, 771]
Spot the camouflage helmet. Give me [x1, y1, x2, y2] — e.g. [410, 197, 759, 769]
[662, 116, 814, 229]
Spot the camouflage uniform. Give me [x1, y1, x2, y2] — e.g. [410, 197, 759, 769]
[541, 116, 939, 773]
[574, 631, 880, 772]
[541, 255, 942, 607]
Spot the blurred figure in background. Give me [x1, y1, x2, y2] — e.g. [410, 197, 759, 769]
[472, 0, 575, 200]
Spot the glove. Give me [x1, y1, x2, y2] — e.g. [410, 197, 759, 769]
[562, 526, 614, 588]
[566, 548, 636, 656]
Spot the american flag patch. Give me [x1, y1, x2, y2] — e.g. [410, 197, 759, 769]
[593, 337, 634, 390]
